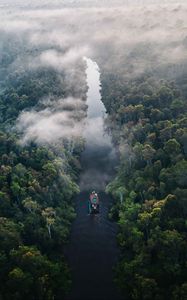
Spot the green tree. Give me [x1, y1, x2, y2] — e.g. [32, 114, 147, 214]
[42, 208, 56, 239]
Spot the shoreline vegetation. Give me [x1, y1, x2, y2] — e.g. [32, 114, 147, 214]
[0, 37, 88, 299]
[0, 1, 187, 299]
[101, 65, 187, 299]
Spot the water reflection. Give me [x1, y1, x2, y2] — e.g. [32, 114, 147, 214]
[80, 57, 117, 191]
[64, 58, 122, 300]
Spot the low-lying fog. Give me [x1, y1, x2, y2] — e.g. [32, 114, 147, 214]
[0, 0, 186, 145]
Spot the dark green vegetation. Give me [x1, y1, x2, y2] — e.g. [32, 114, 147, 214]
[101, 71, 187, 299]
[0, 36, 87, 300]
[1, 2, 187, 299]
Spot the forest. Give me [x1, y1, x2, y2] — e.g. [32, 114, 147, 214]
[0, 32, 87, 299]
[101, 57, 187, 299]
[0, 1, 187, 300]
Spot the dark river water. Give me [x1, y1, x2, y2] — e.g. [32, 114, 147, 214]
[65, 58, 122, 300]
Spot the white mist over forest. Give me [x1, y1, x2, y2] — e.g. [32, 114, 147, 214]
[0, 1, 187, 300]
[0, 0, 186, 144]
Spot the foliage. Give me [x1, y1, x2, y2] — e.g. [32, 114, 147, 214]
[0, 37, 86, 299]
[102, 72, 187, 299]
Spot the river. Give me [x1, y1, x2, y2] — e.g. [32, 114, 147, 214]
[65, 58, 122, 300]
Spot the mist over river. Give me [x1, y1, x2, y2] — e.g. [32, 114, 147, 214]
[79, 57, 117, 191]
[0, 0, 186, 299]
[64, 59, 122, 300]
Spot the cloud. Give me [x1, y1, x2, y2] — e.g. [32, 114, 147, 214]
[1, 0, 186, 191]
[16, 97, 87, 145]
[1, 1, 186, 80]
[0, 20, 39, 33]
[37, 47, 91, 71]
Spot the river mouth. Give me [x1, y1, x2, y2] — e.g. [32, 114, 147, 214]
[65, 58, 122, 300]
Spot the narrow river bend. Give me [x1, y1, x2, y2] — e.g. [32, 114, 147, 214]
[65, 58, 122, 300]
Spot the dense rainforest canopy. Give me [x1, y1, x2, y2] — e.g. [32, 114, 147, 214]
[0, 33, 87, 299]
[0, 1, 187, 300]
[101, 59, 187, 299]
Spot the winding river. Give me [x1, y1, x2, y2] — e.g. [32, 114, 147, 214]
[65, 58, 122, 300]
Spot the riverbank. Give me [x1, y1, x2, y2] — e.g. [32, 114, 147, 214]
[64, 58, 121, 300]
